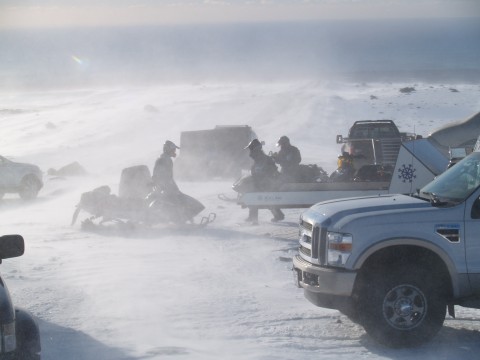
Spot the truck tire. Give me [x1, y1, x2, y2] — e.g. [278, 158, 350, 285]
[358, 266, 446, 347]
[19, 176, 40, 200]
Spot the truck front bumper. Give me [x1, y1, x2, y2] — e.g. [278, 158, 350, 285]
[293, 255, 357, 310]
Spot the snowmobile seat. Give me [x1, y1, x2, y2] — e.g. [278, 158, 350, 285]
[119, 165, 153, 199]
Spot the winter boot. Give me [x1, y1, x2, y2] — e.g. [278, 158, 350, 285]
[270, 207, 285, 222]
[245, 207, 259, 224]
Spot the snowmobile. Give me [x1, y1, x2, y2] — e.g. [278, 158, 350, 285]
[217, 162, 329, 203]
[71, 165, 215, 231]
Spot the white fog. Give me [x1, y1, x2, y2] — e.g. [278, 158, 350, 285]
[1, 1, 480, 359]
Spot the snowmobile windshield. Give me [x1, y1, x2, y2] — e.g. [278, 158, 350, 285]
[419, 151, 480, 205]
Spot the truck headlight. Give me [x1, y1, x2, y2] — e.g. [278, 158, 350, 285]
[2, 321, 16, 353]
[327, 231, 352, 267]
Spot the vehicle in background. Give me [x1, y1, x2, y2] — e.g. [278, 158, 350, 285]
[0, 156, 43, 200]
[174, 125, 257, 180]
[336, 119, 417, 170]
[0, 234, 41, 359]
[447, 147, 470, 169]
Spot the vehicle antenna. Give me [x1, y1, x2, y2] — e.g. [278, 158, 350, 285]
[410, 124, 416, 194]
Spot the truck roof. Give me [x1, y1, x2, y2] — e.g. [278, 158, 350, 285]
[348, 120, 400, 139]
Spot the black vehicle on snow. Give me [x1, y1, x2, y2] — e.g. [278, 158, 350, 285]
[0, 234, 41, 360]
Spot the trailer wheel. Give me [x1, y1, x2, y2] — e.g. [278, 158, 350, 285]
[358, 266, 446, 347]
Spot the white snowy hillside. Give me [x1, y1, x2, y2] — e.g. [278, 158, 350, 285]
[3, 82, 480, 176]
[0, 81, 480, 360]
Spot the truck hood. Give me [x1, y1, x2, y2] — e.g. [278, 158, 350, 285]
[14, 162, 42, 176]
[16, 162, 40, 171]
[304, 194, 435, 228]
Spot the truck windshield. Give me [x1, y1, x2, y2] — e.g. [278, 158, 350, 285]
[419, 151, 480, 204]
[350, 125, 398, 139]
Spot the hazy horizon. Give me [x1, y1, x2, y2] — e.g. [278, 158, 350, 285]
[1, 18, 479, 91]
[1, 0, 479, 29]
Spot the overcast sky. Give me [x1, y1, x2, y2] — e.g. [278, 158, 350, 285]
[1, 0, 479, 28]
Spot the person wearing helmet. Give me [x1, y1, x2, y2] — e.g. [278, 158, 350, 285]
[272, 135, 302, 183]
[244, 138, 262, 151]
[244, 139, 284, 223]
[152, 140, 181, 194]
[151, 140, 206, 224]
[329, 151, 355, 182]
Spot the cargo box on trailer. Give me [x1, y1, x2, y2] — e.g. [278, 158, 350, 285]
[175, 125, 257, 180]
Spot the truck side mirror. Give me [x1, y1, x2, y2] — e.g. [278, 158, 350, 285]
[336, 135, 343, 144]
[0, 235, 25, 260]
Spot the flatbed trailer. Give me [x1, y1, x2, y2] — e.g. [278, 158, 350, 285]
[237, 181, 390, 208]
[236, 138, 449, 209]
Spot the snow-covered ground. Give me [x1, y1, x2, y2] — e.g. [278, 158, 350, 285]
[1, 81, 480, 359]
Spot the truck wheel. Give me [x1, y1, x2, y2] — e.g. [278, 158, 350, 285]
[19, 176, 40, 200]
[359, 267, 446, 347]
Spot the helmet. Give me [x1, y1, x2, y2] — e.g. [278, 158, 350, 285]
[244, 139, 262, 150]
[276, 136, 290, 147]
[163, 140, 180, 155]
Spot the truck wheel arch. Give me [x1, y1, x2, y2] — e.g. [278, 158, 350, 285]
[15, 307, 41, 359]
[353, 239, 458, 298]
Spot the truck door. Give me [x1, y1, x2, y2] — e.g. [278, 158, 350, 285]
[464, 187, 480, 290]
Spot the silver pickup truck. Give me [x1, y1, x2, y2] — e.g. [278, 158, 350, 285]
[0, 156, 43, 200]
[293, 148, 480, 347]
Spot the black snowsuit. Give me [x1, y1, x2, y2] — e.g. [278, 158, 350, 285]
[247, 148, 284, 222]
[151, 152, 205, 222]
[274, 144, 302, 183]
[152, 153, 180, 194]
[250, 149, 279, 191]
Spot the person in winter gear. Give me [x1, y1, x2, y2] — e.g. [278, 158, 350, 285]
[329, 151, 355, 182]
[151, 140, 205, 223]
[272, 136, 302, 183]
[245, 139, 279, 191]
[244, 139, 285, 223]
[152, 140, 180, 194]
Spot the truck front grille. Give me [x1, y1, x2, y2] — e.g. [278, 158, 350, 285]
[311, 226, 320, 260]
[298, 220, 326, 263]
[300, 245, 311, 257]
[319, 227, 327, 265]
[300, 219, 313, 232]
